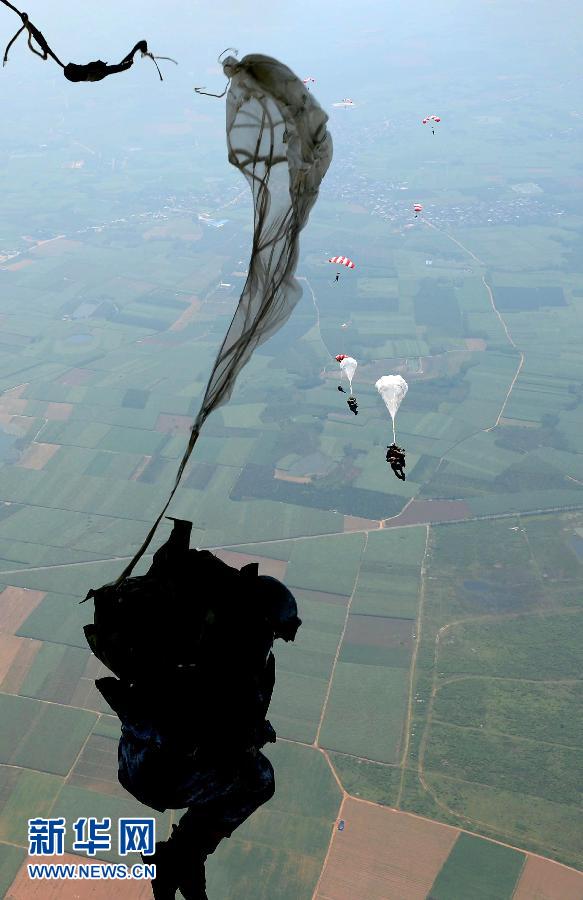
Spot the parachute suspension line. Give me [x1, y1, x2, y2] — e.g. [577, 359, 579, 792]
[193, 47, 237, 97]
[1, 1, 64, 68]
[117, 55, 333, 584]
[114, 424, 201, 585]
[392, 418, 396, 444]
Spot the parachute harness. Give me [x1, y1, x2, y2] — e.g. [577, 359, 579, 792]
[1, 0, 176, 81]
[109, 54, 332, 586]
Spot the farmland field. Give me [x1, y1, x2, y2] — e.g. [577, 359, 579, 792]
[427, 832, 525, 900]
[2, 7, 583, 895]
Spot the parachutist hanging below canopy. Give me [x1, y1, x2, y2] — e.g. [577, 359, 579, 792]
[1, 0, 176, 81]
[85, 518, 301, 900]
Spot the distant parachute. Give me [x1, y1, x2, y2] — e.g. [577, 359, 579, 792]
[376, 375, 408, 443]
[329, 256, 355, 269]
[303, 76, 316, 90]
[422, 115, 441, 135]
[333, 98, 354, 108]
[413, 203, 423, 218]
[335, 354, 357, 393]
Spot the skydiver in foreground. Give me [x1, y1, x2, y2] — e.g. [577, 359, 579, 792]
[347, 396, 358, 415]
[386, 443, 406, 480]
[84, 519, 301, 900]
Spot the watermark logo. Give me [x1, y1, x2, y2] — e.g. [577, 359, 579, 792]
[27, 816, 156, 880]
[119, 818, 155, 856]
[28, 818, 66, 856]
[72, 818, 112, 857]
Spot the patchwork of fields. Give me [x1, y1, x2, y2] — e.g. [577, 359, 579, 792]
[2, 81, 583, 897]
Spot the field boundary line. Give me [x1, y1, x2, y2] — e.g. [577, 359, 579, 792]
[396, 523, 430, 808]
[314, 532, 369, 747]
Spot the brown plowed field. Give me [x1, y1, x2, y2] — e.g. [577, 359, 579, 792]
[45, 402, 73, 421]
[0, 587, 45, 633]
[0, 634, 41, 689]
[169, 296, 201, 331]
[214, 550, 287, 580]
[3, 259, 34, 271]
[315, 800, 459, 900]
[70, 657, 112, 711]
[0, 394, 27, 418]
[6, 854, 153, 898]
[274, 469, 311, 484]
[16, 443, 60, 470]
[513, 856, 583, 900]
[344, 615, 413, 649]
[56, 368, 94, 386]
[384, 499, 471, 528]
[33, 238, 82, 256]
[344, 515, 380, 532]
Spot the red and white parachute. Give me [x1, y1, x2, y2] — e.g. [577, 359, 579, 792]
[329, 256, 355, 269]
[303, 76, 316, 90]
[422, 115, 441, 134]
[333, 98, 355, 108]
[335, 354, 358, 392]
[413, 203, 423, 217]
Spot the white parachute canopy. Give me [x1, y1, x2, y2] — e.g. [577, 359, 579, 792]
[339, 356, 357, 392]
[118, 53, 333, 581]
[376, 375, 408, 442]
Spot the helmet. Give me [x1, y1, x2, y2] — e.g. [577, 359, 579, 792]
[257, 576, 302, 642]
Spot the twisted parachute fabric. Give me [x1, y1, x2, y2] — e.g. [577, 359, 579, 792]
[376, 375, 408, 443]
[114, 53, 333, 584]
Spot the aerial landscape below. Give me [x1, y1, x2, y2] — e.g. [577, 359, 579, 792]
[0, 0, 582, 898]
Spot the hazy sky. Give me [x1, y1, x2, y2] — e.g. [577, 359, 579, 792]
[1, 0, 582, 240]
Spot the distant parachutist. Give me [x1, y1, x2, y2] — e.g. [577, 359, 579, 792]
[422, 114, 441, 135]
[1, 0, 176, 81]
[413, 203, 423, 218]
[329, 256, 355, 283]
[347, 396, 358, 415]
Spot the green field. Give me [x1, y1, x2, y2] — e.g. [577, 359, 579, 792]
[400, 514, 583, 869]
[0, 694, 96, 776]
[207, 742, 341, 900]
[319, 662, 409, 763]
[428, 832, 525, 900]
[2, 22, 583, 895]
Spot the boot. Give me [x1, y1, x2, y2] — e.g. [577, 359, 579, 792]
[176, 849, 208, 900]
[143, 830, 181, 899]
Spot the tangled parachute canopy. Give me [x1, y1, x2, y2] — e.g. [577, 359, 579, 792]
[376, 375, 408, 442]
[118, 53, 333, 582]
